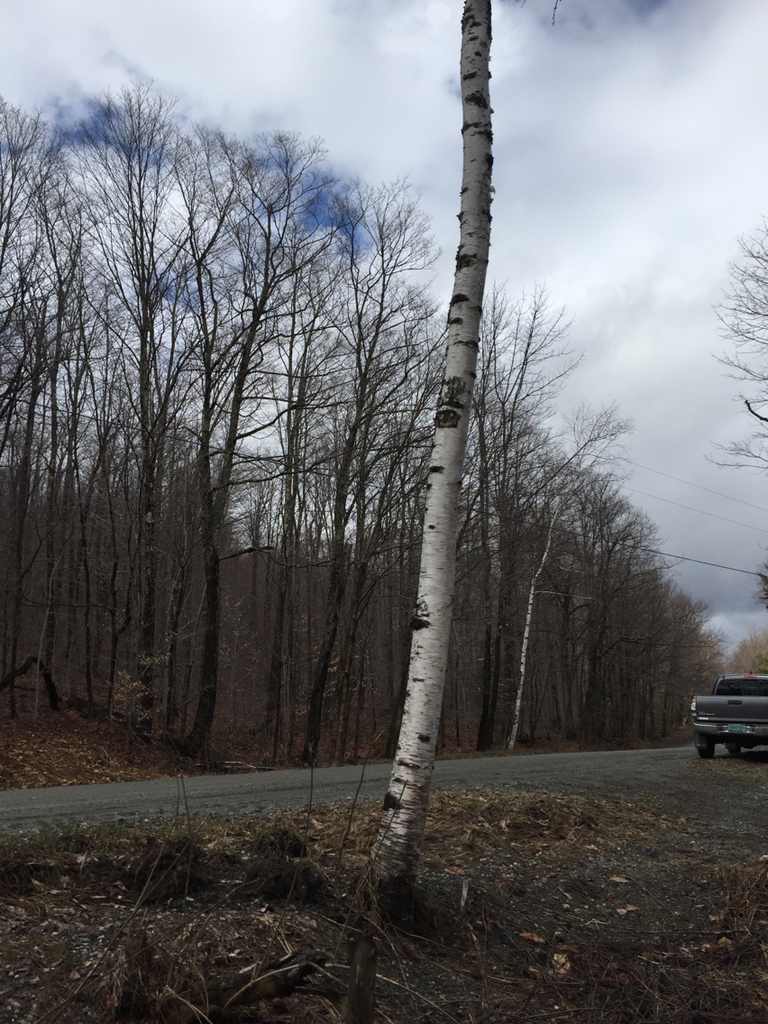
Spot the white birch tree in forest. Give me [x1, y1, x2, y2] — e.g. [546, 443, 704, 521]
[373, 0, 494, 892]
[507, 500, 560, 751]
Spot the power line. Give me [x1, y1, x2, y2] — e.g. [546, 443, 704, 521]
[643, 547, 761, 578]
[626, 488, 768, 535]
[623, 457, 768, 515]
[542, 514, 762, 578]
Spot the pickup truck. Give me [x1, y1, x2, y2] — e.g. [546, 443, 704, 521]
[691, 673, 768, 758]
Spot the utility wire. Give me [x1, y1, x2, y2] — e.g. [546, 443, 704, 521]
[626, 488, 768, 535]
[642, 547, 761, 578]
[462, 512, 762, 581]
[621, 457, 768, 515]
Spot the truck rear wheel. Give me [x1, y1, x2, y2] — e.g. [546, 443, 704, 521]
[696, 735, 715, 759]
[724, 742, 741, 755]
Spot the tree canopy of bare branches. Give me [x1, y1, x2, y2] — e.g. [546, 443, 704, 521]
[0, 84, 719, 773]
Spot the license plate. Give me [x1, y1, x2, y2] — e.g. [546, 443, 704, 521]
[728, 723, 746, 733]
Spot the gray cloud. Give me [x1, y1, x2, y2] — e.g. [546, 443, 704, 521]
[2, 0, 767, 649]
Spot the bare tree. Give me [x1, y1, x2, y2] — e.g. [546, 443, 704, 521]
[506, 497, 560, 750]
[0, 104, 71, 709]
[718, 219, 768, 469]
[0, 100, 55, 457]
[74, 84, 191, 735]
[373, 0, 494, 893]
[182, 129, 336, 757]
[467, 286, 574, 751]
[0, 86, 716, 765]
[262, 254, 340, 762]
[728, 626, 768, 673]
[302, 179, 436, 765]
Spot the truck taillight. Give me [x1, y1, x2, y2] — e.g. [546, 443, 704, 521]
[690, 695, 697, 714]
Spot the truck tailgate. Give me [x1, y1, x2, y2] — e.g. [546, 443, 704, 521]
[695, 696, 768, 721]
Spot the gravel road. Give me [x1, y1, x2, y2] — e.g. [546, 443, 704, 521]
[4, 742, 759, 835]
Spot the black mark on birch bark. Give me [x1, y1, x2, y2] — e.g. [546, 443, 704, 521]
[436, 409, 461, 428]
[412, 599, 429, 629]
[441, 375, 467, 408]
[383, 790, 401, 811]
[465, 91, 489, 109]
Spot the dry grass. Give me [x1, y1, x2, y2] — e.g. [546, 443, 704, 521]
[0, 710, 760, 1021]
[2, 787, 767, 1024]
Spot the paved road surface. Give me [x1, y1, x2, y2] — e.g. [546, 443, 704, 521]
[0, 746, 698, 833]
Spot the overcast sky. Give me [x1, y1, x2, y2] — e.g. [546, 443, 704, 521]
[3, 0, 768, 652]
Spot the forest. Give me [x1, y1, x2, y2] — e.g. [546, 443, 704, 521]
[0, 84, 723, 764]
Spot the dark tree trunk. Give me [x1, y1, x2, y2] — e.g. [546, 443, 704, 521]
[475, 620, 495, 750]
[0, 656, 59, 711]
[302, 551, 347, 764]
[302, 441, 355, 764]
[343, 933, 376, 1024]
[184, 541, 220, 759]
[264, 568, 287, 764]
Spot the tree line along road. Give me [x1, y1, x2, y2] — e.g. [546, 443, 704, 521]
[1, 745, 745, 836]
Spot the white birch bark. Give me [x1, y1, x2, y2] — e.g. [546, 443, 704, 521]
[507, 504, 560, 751]
[373, 0, 493, 886]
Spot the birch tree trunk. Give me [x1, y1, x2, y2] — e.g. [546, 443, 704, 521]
[507, 504, 559, 751]
[373, 0, 493, 889]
